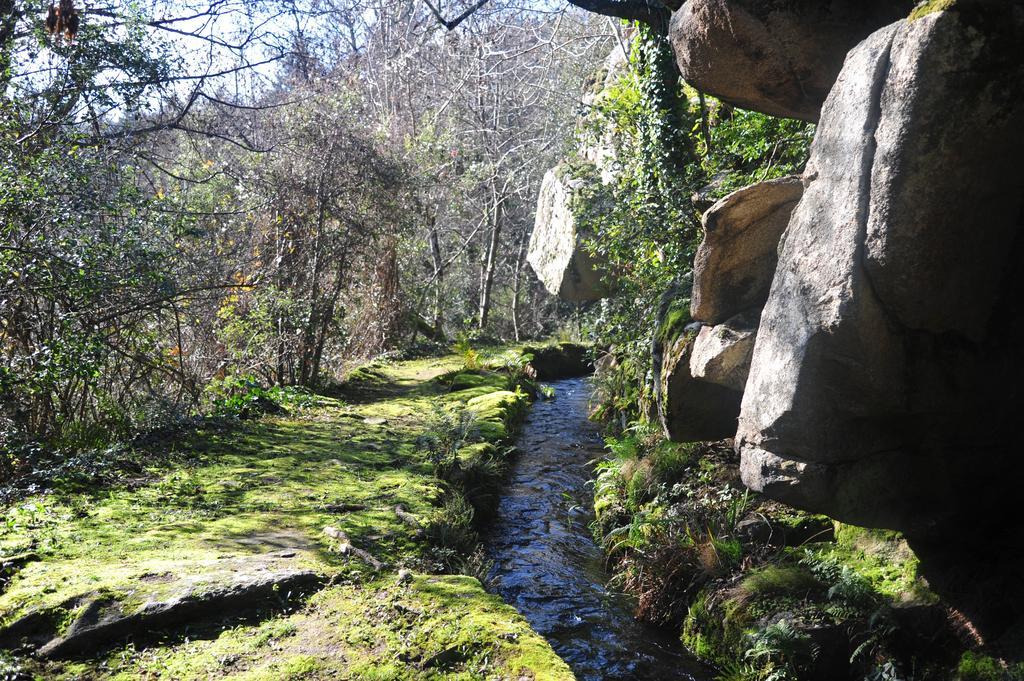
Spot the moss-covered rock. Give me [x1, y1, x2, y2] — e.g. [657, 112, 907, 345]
[522, 342, 593, 380]
[909, 0, 956, 20]
[463, 390, 528, 441]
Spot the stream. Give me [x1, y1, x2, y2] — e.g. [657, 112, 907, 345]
[485, 377, 711, 681]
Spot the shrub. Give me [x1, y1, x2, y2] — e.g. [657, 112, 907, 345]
[203, 375, 287, 419]
[415, 406, 480, 476]
[956, 653, 1024, 681]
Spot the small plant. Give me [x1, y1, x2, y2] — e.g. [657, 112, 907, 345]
[426, 494, 477, 557]
[415, 406, 480, 476]
[851, 608, 900, 678]
[799, 550, 879, 609]
[956, 652, 1024, 681]
[491, 350, 532, 378]
[742, 619, 819, 681]
[455, 545, 495, 586]
[204, 374, 286, 419]
[863, 661, 907, 681]
[453, 337, 481, 371]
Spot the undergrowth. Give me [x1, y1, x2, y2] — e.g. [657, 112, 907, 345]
[589, 418, 966, 681]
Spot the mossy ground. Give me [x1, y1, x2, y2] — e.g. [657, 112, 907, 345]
[0, 349, 572, 680]
[53, 575, 571, 681]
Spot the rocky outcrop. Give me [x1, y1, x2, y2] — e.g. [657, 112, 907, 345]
[658, 326, 743, 442]
[527, 166, 609, 302]
[689, 313, 756, 392]
[523, 342, 593, 379]
[655, 175, 798, 442]
[669, 0, 913, 121]
[737, 5, 1024, 638]
[581, 44, 629, 185]
[691, 176, 802, 325]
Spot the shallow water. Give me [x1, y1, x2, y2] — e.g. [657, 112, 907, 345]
[485, 377, 711, 681]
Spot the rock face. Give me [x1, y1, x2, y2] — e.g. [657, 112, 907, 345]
[691, 176, 802, 325]
[689, 314, 756, 392]
[524, 342, 593, 380]
[669, 0, 913, 121]
[737, 5, 1024, 637]
[655, 176, 797, 443]
[527, 167, 608, 302]
[659, 327, 743, 442]
[581, 44, 629, 185]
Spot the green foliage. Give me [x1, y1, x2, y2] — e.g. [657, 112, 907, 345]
[593, 426, 759, 624]
[453, 337, 483, 371]
[741, 619, 819, 681]
[486, 350, 540, 395]
[0, 119, 188, 463]
[415, 405, 481, 475]
[426, 493, 477, 556]
[799, 550, 879, 609]
[203, 375, 317, 419]
[697, 104, 814, 199]
[955, 653, 1024, 681]
[575, 26, 701, 404]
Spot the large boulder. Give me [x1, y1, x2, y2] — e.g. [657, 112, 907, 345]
[737, 4, 1024, 637]
[523, 342, 593, 380]
[691, 176, 802, 325]
[655, 173, 797, 441]
[669, 0, 913, 122]
[527, 166, 609, 302]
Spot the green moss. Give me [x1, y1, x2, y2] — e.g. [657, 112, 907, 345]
[682, 589, 722, 663]
[909, 0, 957, 20]
[656, 298, 691, 344]
[826, 523, 933, 602]
[735, 565, 820, 601]
[438, 370, 508, 393]
[834, 522, 901, 547]
[0, 350, 564, 679]
[460, 390, 528, 441]
[81, 576, 573, 680]
[343, 364, 390, 385]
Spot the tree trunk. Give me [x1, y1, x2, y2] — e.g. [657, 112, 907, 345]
[510, 227, 528, 341]
[428, 214, 444, 337]
[477, 185, 502, 330]
[0, 0, 18, 96]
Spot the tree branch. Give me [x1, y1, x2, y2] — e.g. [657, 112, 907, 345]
[422, 0, 493, 30]
[566, 0, 670, 29]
